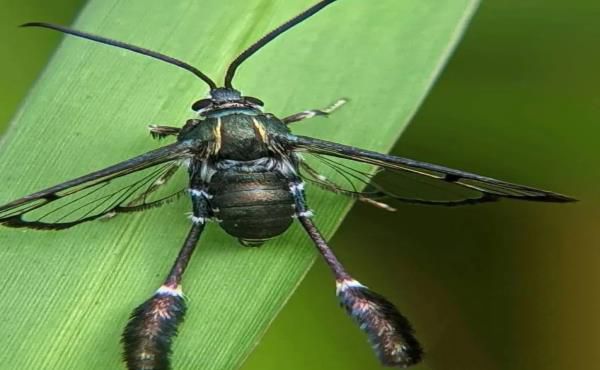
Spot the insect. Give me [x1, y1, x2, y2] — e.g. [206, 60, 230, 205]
[0, 0, 575, 369]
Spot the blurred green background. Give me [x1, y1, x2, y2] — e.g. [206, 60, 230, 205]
[0, 1, 597, 370]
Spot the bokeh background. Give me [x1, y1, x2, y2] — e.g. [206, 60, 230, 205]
[0, 1, 597, 370]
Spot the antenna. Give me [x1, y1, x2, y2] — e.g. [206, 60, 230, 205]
[21, 22, 218, 90]
[224, 0, 337, 89]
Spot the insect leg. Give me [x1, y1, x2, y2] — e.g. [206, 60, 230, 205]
[149, 119, 202, 140]
[282, 98, 347, 124]
[122, 192, 209, 370]
[289, 181, 423, 367]
[148, 125, 181, 140]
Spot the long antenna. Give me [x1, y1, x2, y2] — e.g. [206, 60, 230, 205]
[224, 0, 337, 89]
[21, 22, 218, 90]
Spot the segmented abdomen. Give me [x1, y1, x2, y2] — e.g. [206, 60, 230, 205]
[209, 170, 294, 244]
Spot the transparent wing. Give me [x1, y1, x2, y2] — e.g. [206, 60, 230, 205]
[283, 134, 575, 207]
[300, 154, 500, 210]
[0, 142, 193, 229]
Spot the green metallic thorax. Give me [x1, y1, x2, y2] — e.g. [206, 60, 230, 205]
[178, 111, 291, 160]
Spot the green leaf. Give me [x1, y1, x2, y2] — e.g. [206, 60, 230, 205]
[0, 1, 478, 369]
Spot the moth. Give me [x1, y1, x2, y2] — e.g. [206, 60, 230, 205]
[0, 1, 574, 369]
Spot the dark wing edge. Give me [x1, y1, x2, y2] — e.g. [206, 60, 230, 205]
[281, 134, 576, 204]
[0, 141, 194, 230]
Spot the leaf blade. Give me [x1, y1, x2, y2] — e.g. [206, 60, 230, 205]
[0, 1, 479, 369]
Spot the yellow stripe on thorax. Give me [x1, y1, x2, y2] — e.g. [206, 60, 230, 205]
[212, 117, 222, 154]
[252, 118, 268, 143]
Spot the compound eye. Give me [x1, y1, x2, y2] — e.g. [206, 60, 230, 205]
[244, 96, 264, 106]
[192, 99, 212, 111]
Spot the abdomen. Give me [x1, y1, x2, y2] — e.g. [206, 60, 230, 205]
[209, 170, 294, 245]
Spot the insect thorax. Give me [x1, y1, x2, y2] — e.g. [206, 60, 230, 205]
[185, 112, 299, 245]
